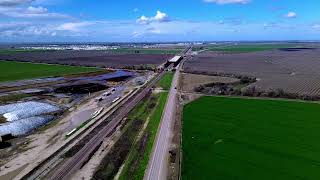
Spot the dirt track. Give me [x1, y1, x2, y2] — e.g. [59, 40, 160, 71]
[184, 48, 320, 96]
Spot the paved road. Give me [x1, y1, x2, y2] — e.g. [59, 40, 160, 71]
[48, 71, 167, 180]
[144, 63, 181, 180]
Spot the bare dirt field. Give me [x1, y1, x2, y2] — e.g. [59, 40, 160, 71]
[184, 48, 320, 96]
[0, 50, 172, 68]
[181, 73, 239, 92]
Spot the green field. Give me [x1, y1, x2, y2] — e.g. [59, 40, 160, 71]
[206, 44, 294, 53]
[0, 61, 99, 82]
[0, 49, 52, 55]
[182, 96, 320, 180]
[156, 72, 174, 90]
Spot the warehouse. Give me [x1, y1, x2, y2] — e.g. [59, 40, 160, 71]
[168, 56, 182, 63]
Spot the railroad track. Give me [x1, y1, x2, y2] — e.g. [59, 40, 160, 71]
[48, 70, 167, 180]
[21, 87, 138, 180]
[22, 47, 189, 180]
[20, 71, 164, 180]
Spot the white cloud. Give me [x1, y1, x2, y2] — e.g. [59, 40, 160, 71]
[1, 20, 318, 42]
[0, 5, 69, 18]
[0, 21, 95, 38]
[137, 10, 169, 25]
[57, 22, 94, 31]
[153, 11, 168, 22]
[1, 14, 319, 42]
[137, 16, 149, 25]
[0, 0, 33, 6]
[203, 0, 250, 5]
[0, 22, 31, 31]
[0, 22, 57, 37]
[286, 11, 297, 18]
[26, 6, 47, 13]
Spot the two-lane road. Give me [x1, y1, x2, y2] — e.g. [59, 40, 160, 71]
[144, 63, 181, 180]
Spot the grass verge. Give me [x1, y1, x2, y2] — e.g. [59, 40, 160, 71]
[182, 96, 320, 180]
[93, 92, 168, 180]
[0, 61, 100, 82]
[156, 72, 174, 90]
[119, 92, 168, 180]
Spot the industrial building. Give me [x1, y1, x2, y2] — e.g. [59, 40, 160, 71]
[168, 56, 182, 63]
[164, 55, 183, 68]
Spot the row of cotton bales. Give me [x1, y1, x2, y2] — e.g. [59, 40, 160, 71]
[0, 101, 60, 137]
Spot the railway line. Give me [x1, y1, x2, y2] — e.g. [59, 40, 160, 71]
[21, 86, 138, 180]
[21, 47, 190, 180]
[20, 73, 163, 180]
[47, 69, 168, 180]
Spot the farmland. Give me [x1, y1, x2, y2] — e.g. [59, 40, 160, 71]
[107, 48, 182, 54]
[184, 47, 320, 96]
[182, 96, 320, 180]
[0, 50, 172, 68]
[0, 49, 52, 55]
[0, 61, 99, 82]
[205, 44, 295, 53]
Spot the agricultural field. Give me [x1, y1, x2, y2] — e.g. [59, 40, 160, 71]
[0, 50, 172, 69]
[205, 44, 295, 53]
[184, 47, 320, 96]
[107, 48, 182, 54]
[0, 49, 52, 55]
[182, 96, 320, 180]
[0, 61, 99, 82]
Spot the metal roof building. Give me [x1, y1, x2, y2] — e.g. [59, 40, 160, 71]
[168, 56, 182, 63]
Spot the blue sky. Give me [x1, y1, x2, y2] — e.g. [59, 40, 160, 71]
[0, 0, 319, 42]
